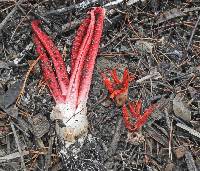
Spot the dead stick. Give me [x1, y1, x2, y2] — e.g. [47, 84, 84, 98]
[106, 118, 124, 158]
[44, 137, 53, 171]
[45, 0, 101, 15]
[10, 122, 27, 171]
[187, 15, 200, 50]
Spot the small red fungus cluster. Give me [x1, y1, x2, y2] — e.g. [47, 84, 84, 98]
[102, 69, 157, 132]
[101, 68, 132, 106]
[122, 99, 157, 131]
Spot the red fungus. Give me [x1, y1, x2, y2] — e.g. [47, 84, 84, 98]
[101, 68, 157, 132]
[101, 68, 134, 106]
[122, 100, 157, 131]
[32, 7, 105, 144]
[33, 34, 65, 103]
[78, 7, 105, 105]
[32, 20, 69, 96]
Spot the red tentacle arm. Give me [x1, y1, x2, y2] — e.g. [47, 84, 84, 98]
[70, 18, 90, 74]
[133, 104, 157, 130]
[111, 69, 122, 84]
[122, 105, 135, 131]
[66, 10, 96, 112]
[122, 100, 157, 132]
[135, 99, 142, 116]
[32, 20, 69, 96]
[78, 7, 105, 104]
[128, 102, 140, 118]
[122, 68, 131, 89]
[101, 72, 114, 94]
[33, 35, 65, 103]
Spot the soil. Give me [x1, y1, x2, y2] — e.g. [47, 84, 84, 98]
[0, 0, 200, 171]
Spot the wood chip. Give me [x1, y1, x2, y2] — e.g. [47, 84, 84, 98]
[29, 114, 50, 138]
[174, 146, 187, 159]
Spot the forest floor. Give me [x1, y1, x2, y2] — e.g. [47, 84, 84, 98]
[0, 0, 200, 170]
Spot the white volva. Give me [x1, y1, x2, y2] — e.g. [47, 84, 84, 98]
[51, 102, 88, 147]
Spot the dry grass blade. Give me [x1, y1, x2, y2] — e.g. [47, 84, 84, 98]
[176, 123, 200, 139]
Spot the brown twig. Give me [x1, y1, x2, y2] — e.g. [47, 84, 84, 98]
[16, 56, 40, 106]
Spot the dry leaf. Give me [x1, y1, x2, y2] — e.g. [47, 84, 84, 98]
[0, 61, 9, 69]
[173, 93, 191, 121]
